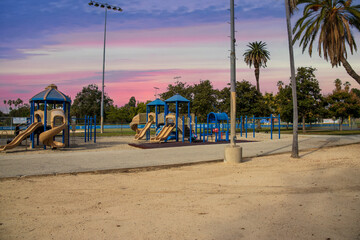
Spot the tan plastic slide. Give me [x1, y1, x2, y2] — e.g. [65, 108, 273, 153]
[39, 123, 67, 148]
[135, 118, 155, 140]
[0, 122, 43, 151]
[150, 124, 176, 143]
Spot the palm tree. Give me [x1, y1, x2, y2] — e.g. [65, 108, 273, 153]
[243, 41, 270, 93]
[285, 0, 299, 158]
[293, 0, 360, 85]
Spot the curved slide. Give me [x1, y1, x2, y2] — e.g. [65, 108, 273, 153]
[135, 119, 155, 140]
[0, 122, 43, 151]
[39, 123, 66, 148]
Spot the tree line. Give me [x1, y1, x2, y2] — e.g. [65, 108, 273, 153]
[66, 67, 359, 131]
[2, 67, 359, 131]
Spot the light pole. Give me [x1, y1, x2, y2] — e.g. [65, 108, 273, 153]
[88, 1, 122, 133]
[154, 87, 159, 98]
[224, 0, 242, 163]
[174, 76, 181, 82]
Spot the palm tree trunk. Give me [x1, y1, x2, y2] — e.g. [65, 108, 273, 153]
[340, 58, 360, 85]
[285, 0, 299, 158]
[255, 67, 260, 92]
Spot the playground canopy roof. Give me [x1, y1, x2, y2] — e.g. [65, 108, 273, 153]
[165, 94, 190, 103]
[30, 84, 71, 103]
[147, 98, 165, 106]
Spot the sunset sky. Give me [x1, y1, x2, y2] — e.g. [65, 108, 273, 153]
[0, 0, 359, 112]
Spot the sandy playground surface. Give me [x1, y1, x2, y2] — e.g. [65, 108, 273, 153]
[0, 142, 359, 240]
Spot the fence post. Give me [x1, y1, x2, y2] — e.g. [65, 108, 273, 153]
[89, 117, 92, 140]
[94, 115, 97, 143]
[270, 114, 273, 140]
[253, 115, 255, 138]
[88, 116, 90, 142]
[203, 123, 206, 143]
[195, 116, 197, 137]
[84, 116, 87, 143]
[240, 116, 242, 137]
[278, 114, 281, 139]
[189, 115, 192, 143]
[245, 115, 248, 138]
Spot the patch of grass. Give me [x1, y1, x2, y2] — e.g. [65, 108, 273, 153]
[281, 129, 360, 135]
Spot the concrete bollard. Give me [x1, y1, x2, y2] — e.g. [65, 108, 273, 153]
[224, 145, 242, 163]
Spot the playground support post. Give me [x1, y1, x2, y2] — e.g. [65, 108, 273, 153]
[182, 116, 185, 143]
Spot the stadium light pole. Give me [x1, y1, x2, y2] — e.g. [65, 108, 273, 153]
[88, 1, 123, 133]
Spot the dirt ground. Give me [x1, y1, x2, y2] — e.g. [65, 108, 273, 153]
[0, 143, 359, 240]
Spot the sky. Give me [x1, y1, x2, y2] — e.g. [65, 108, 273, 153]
[0, 0, 359, 112]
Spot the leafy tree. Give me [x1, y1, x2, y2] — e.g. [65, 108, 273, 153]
[192, 80, 218, 122]
[294, 0, 360, 84]
[218, 80, 267, 122]
[326, 79, 360, 130]
[125, 96, 136, 108]
[216, 86, 231, 114]
[352, 88, 360, 98]
[263, 93, 277, 116]
[9, 105, 30, 118]
[276, 67, 323, 132]
[243, 41, 271, 92]
[71, 84, 113, 120]
[106, 100, 149, 124]
[295, 67, 323, 132]
[3, 98, 30, 117]
[159, 81, 193, 101]
[276, 82, 293, 128]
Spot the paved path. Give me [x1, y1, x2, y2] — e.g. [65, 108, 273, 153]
[0, 135, 359, 178]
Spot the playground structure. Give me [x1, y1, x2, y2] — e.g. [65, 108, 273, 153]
[130, 94, 197, 143]
[29, 84, 71, 149]
[200, 112, 229, 142]
[0, 84, 72, 151]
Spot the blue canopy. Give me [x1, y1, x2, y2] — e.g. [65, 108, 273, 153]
[147, 98, 165, 106]
[30, 84, 71, 103]
[165, 94, 190, 103]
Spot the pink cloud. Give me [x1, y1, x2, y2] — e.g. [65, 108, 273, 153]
[50, 23, 229, 48]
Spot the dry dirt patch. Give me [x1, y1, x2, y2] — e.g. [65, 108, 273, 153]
[0, 144, 359, 240]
